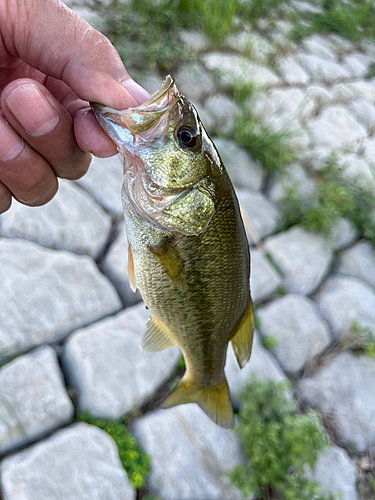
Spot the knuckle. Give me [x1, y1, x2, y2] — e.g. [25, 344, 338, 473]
[59, 151, 91, 181]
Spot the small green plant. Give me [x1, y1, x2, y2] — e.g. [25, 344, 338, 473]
[279, 159, 375, 246]
[291, 0, 375, 43]
[341, 320, 375, 358]
[261, 336, 278, 349]
[77, 412, 151, 489]
[228, 378, 332, 500]
[232, 109, 297, 174]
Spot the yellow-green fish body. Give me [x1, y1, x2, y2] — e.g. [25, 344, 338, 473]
[92, 76, 254, 428]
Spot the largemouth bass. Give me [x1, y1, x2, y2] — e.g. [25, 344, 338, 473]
[91, 76, 254, 428]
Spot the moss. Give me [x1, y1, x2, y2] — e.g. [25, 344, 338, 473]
[228, 378, 333, 500]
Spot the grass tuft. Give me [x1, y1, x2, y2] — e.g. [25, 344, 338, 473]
[228, 378, 333, 500]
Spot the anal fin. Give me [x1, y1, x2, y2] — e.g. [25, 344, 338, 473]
[162, 376, 234, 429]
[127, 244, 137, 293]
[141, 315, 176, 352]
[148, 238, 185, 291]
[231, 297, 254, 369]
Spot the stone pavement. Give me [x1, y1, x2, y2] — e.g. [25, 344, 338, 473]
[1, 1, 375, 499]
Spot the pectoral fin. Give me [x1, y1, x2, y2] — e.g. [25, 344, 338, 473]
[127, 245, 137, 293]
[231, 297, 254, 369]
[148, 238, 185, 290]
[141, 315, 176, 352]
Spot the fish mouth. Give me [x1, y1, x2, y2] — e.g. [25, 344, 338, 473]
[90, 75, 180, 145]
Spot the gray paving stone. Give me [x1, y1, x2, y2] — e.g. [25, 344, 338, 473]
[178, 30, 208, 53]
[201, 95, 240, 134]
[0, 238, 121, 361]
[213, 137, 264, 190]
[328, 34, 355, 53]
[267, 87, 315, 120]
[175, 63, 214, 102]
[338, 154, 375, 189]
[343, 53, 372, 78]
[225, 331, 287, 397]
[203, 52, 280, 88]
[63, 303, 180, 419]
[258, 295, 331, 375]
[292, 1, 323, 13]
[268, 163, 317, 205]
[0, 180, 111, 259]
[346, 80, 375, 103]
[76, 155, 124, 215]
[317, 276, 375, 338]
[226, 31, 272, 63]
[362, 136, 375, 161]
[327, 218, 358, 250]
[0, 347, 73, 455]
[302, 35, 337, 62]
[1, 423, 135, 500]
[102, 224, 141, 306]
[299, 352, 375, 452]
[250, 248, 282, 302]
[296, 54, 351, 82]
[306, 446, 358, 500]
[307, 106, 367, 150]
[348, 97, 375, 130]
[277, 56, 310, 85]
[237, 190, 281, 243]
[305, 85, 333, 107]
[131, 405, 243, 500]
[265, 227, 333, 295]
[338, 241, 375, 288]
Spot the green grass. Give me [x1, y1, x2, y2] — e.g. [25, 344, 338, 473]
[228, 378, 332, 500]
[341, 320, 375, 359]
[291, 0, 375, 44]
[77, 412, 151, 490]
[280, 159, 375, 245]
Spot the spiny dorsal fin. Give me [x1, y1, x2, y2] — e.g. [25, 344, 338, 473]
[127, 244, 137, 293]
[148, 239, 185, 291]
[162, 376, 234, 429]
[141, 315, 176, 352]
[231, 297, 254, 369]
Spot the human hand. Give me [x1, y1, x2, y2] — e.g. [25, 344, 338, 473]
[0, 0, 150, 214]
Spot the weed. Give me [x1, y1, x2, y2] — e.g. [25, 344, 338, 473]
[232, 109, 297, 174]
[291, 0, 375, 44]
[280, 159, 375, 245]
[341, 320, 375, 359]
[261, 336, 278, 349]
[228, 378, 333, 500]
[77, 412, 151, 490]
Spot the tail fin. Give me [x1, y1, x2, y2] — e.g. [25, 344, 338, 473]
[161, 376, 234, 429]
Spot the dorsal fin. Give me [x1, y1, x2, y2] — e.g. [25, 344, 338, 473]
[230, 297, 254, 369]
[141, 315, 177, 352]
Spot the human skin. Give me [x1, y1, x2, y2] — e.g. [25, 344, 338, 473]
[0, 0, 150, 214]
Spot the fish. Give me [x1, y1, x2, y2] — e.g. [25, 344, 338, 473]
[91, 75, 254, 429]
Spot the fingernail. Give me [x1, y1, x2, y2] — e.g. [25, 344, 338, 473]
[0, 118, 24, 161]
[6, 84, 59, 137]
[122, 79, 150, 105]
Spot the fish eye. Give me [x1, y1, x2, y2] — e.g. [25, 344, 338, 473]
[177, 126, 198, 149]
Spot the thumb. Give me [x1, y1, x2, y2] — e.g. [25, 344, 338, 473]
[1, 0, 149, 108]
